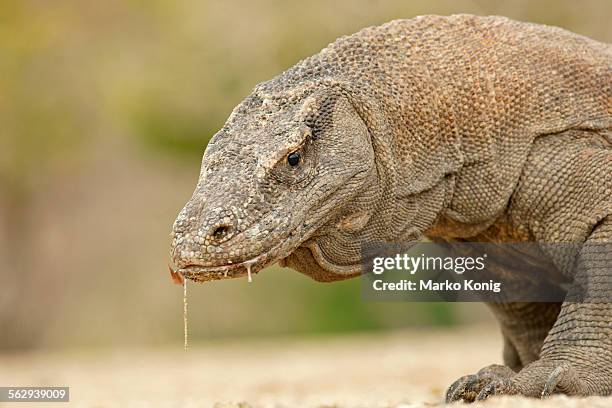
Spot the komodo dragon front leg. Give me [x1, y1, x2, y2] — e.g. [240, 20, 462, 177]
[447, 302, 561, 402]
[488, 221, 611, 399]
[447, 130, 612, 401]
[449, 220, 612, 400]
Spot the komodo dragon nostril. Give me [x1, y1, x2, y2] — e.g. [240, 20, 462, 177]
[212, 225, 230, 238]
[208, 220, 235, 241]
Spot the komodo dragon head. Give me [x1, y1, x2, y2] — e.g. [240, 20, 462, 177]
[169, 80, 403, 283]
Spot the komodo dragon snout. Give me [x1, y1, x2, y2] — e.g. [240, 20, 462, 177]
[170, 86, 380, 282]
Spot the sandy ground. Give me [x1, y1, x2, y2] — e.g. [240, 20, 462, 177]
[0, 327, 609, 408]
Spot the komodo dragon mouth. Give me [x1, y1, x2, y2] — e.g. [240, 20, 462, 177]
[168, 226, 302, 284]
[169, 254, 268, 284]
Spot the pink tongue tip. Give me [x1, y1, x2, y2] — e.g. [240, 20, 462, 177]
[169, 265, 185, 285]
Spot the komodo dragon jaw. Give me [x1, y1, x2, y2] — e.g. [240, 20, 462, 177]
[169, 224, 300, 283]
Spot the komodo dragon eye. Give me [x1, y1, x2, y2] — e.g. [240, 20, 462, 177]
[287, 151, 301, 166]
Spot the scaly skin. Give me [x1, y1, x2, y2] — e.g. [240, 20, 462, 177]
[169, 15, 611, 400]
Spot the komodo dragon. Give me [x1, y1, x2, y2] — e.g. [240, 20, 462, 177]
[169, 15, 611, 401]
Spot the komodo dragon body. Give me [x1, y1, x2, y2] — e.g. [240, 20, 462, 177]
[170, 15, 611, 401]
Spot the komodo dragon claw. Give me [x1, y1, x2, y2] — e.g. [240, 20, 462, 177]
[540, 363, 583, 397]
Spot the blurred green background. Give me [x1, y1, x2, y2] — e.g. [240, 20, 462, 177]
[1, 0, 610, 351]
